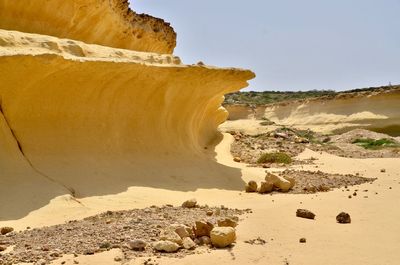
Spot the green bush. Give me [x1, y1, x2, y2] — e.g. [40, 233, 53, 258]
[257, 152, 292, 164]
[352, 138, 400, 150]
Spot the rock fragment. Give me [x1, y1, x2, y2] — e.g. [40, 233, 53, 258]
[258, 181, 274, 194]
[159, 230, 183, 245]
[265, 173, 294, 192]
[194, 221, 214, 237]
[296, 209, 316, 220]
[127, 239, 147, 251]
[299, 238, 306, 243]
[245, 181, 258, 192]
[217, 217, 238, 228]
[182, 237, 197, 250]
[210, 227, 236, 248]
[199, 236, 212, 245]
[153, 240, 180, 253]
[182, 198, 197, 208]
[0, 227, 14, 235]
[336, 212, 351, 224]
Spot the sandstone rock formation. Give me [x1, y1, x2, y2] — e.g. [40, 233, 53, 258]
[224, 88, 400, 136]
[0, 1, 254, 220]
[0, 0, 176, 53]
[264, 89, 400, 135]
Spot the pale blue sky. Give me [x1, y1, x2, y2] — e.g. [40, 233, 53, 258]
[133, 0, 400, 91]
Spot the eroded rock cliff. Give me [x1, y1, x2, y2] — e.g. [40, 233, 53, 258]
[0, 2, 254, 220]
[263, 89, 400, 135]
[0, 0, 176, 53]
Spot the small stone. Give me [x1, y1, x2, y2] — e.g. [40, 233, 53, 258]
[296, 209, 316, 220]
[210, 227, 236, 248]
[182, 198, 197, 208]
[83, 249, 95, 255]
[258, 181, 274, 194]
[353, 192, 357, 196]
[233, 157, 241, 162]
[348, 195, 352, 199]
[245, 181, 258, 193]
[206, 210, 213, 216]
[153, 240, 180, 253]
[381, 169, 386, 173]
[194, 221, 214, 237]
[0, 246, 6, 252]
[0, 227, 14, 235]
[127, 239, 147, 251]
[171, 224, 193, 239]
[199, 236, 212, 245]
[336, 212, 351, 224]
[61, 261, 66, 265]
[114, 257, 122, 262]
[73, 261, 79, 264]
[217, 217, 238, 228]
[299, 238, 306, 243]
[159, 230, 183, 245]
[182, 237, 197, 250]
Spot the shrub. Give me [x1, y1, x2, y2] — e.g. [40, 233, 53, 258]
[352, 138, 400, 150]
[257, 152, 292, 164]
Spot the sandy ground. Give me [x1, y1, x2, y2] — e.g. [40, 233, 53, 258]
[2, 132, 400, 265]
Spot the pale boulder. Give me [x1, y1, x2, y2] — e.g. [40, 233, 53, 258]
[265, 173, 294, 192]
[159, 230, 183, 245]
[258, 181, 274, 194]
[153, 240, 180, 253]
[210, 227, 236, 248]
[182, 237, 197, 250]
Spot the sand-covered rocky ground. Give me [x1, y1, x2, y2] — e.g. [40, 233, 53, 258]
[230, 127, 400, 167]
[1, 128, 399, 265]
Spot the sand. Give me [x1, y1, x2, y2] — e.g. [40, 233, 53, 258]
[1, 133, 399, 265]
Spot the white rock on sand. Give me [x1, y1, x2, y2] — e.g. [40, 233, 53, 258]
[210, 227, 236, 248]
[265, 173, 295, 192]
[153, 240, 180, 253]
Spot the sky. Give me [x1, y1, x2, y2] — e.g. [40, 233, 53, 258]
[133, 0, 400, 91]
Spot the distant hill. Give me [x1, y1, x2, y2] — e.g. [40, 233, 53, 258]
[224, 84, 400, 105]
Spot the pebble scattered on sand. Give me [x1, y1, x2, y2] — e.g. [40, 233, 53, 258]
[0, 204, 249, 264]
[296, 209, 316, 220]
[336, 212, 351, 224]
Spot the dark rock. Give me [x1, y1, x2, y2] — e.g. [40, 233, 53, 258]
[296, 209, 315, 220]
[0, 227, 14, 235]
[336, 212, 351, 224]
